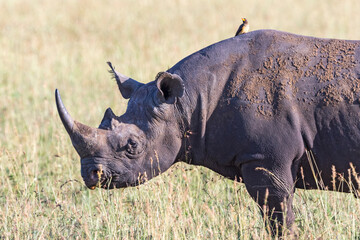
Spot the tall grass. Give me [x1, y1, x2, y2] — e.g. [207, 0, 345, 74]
[0, 0, 360, 239]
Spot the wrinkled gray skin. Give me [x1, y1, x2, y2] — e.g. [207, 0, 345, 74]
[56, 30, 360, 234]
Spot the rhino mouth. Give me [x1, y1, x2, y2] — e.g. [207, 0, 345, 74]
[92, 178, 131, 189]
[84, 175, 117, 190]
[88, 172, 134, 190]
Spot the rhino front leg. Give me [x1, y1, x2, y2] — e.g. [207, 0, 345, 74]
[241, 161, 296, 237]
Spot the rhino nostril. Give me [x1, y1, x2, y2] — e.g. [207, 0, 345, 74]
[89, 170, 98, 181]
[82, 165, 106, 189]
[90, 168, 104, 181]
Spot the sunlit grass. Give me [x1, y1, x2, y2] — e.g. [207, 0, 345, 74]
[1, 0, 360, 239]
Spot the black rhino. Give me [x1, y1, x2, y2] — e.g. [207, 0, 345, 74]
[55, 29, 360, 234]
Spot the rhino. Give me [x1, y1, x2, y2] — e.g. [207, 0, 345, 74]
[55, 29, 360, 234]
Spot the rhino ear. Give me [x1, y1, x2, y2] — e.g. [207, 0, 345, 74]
[156, 72, 184, 104]
[107, 62, 144, 99]
[99, 107, 116, 130]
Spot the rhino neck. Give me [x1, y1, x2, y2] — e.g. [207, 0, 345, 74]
[169, 37, 250, 166]
[174, 77, 219, 166]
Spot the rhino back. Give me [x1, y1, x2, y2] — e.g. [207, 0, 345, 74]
[169, 30, 360, 180]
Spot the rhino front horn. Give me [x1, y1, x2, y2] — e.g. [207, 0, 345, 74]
[55, 89, 99, 157]
[55, 89, 74, 135]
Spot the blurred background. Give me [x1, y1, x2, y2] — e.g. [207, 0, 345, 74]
[0, 0, 359, 238]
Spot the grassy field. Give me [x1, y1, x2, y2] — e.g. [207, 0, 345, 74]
[1, 0, 360, 239]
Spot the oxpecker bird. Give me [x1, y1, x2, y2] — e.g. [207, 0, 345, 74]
[235, 18, 249, 36]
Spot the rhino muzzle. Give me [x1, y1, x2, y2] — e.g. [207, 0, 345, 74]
[80, 162, 107, 189]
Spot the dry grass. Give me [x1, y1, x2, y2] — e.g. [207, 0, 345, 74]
[1, 0, 360, 239]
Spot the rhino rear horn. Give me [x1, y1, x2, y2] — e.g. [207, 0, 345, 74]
[107, 62, 144, 99]
[55, 89, 99, 156]
[99, 107, 117, 130]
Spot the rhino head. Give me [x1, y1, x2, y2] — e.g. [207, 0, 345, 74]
[56, 62, 185, 189]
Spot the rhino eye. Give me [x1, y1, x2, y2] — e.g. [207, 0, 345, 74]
[128, 139, 137, 148]
[126, 139, 138, 154]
